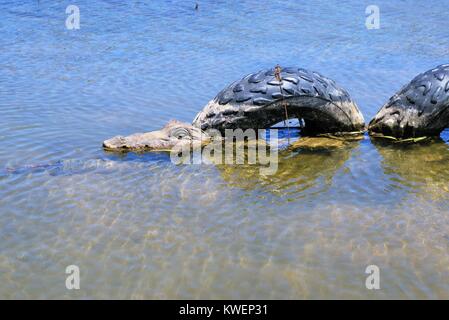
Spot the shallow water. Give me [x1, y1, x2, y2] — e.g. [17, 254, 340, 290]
[1, 0, 449, 299]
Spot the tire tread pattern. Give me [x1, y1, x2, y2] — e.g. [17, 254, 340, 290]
[214, 67, 352, 107]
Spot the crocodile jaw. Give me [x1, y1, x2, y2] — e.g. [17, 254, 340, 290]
[103, 120, 209, 152]
[103, 131, 175, 151]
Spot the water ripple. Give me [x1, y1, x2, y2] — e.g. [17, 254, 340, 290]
[1, 0, 449, 299]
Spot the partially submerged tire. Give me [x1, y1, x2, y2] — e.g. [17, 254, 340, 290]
[369, 64, 449, 139]
[192, 67, 365, 135]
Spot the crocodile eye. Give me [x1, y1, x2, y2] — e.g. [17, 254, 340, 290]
[170, 127, 190, 140]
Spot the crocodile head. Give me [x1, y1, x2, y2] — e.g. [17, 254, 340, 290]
[103, 120, 209, 152]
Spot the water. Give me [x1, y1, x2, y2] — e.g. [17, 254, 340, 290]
[1, 0, 449, 299]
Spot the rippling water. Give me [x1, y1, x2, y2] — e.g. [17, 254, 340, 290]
[1, 0, 449, 299]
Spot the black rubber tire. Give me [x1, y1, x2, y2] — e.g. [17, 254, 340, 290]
[193, 67, 365, 134]
[369, 64, 449, 138]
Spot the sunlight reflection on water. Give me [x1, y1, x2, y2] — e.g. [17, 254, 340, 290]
[1, 0, 449, 299]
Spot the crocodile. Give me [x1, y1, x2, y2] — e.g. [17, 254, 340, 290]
[103, 66, 365, 151]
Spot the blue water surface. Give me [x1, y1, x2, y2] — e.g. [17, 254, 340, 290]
[1, 0, 449, 299]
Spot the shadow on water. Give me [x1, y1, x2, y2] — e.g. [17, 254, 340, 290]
[1, 128, 361, 203]
[1, 151, 173, 177]
[371, 133, 449, 199]
[211, 139, 361, 197]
